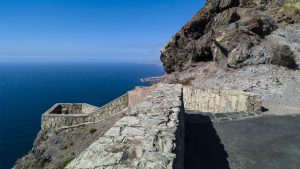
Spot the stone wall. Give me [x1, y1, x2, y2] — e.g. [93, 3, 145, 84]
[87, 94, 128, 122]
[41, 94, 128, 131]
[40, 84, 262, 168]
[66, 84, 185, 169]
[49, 103, 99, 115]
[183, 86, 262, 113]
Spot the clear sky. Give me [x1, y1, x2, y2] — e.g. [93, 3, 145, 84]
[0, 0, 204, 63]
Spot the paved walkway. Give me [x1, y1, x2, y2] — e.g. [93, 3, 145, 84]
[185, 111, 300, 169]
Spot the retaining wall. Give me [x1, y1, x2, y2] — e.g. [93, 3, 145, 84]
[66, 84, 185, 169]
[41, 93, 128, 131]
[183, 86, 262, 113]
[64, 84, 263, 168]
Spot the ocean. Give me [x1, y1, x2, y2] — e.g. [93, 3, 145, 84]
[0, 63, 164, 169]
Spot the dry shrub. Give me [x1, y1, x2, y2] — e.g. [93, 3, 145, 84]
[271, 45, 297, 69]
[283, 0, 300, 15]
[89, 128, 97, 134]
[60, 158, 74, 169]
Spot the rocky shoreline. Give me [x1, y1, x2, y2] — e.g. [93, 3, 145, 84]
[140, 75, 166, 84]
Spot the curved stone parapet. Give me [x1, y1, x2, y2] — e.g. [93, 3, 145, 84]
[41, 94, 128, 132]
[66, 84, 185, 169]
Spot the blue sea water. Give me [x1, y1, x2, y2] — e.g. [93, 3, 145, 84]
[0, 63, 164, 169]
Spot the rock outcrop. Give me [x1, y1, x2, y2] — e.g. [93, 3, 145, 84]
[161, 0, 299, 73]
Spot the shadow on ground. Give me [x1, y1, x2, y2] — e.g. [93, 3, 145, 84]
[185, 113, 230, 169]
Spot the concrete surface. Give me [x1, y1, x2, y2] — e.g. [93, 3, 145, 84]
[185, 111, 300, 169]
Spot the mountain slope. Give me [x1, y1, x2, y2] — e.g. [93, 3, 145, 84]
[161, 0, 299, 73]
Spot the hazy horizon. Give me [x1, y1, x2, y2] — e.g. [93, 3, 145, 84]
[0, 0, 205, 63]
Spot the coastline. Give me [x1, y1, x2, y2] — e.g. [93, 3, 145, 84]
[140, 75, 166, 84]
[2, 63, 164, 169]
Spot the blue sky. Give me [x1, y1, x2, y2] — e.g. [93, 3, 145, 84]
[0, 0, 204, 63]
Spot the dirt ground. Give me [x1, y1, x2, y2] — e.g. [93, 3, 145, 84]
[13, 111, 126, 169]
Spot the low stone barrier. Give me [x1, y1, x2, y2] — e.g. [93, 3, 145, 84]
[39, 83, 263, 168]
[66, 84, 185, 169]
[183, 86, 262, 113]
[41, 93, 128, 131]
[86, 94, 128, 122]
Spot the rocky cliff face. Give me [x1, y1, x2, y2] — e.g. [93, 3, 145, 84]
[161, 0, 299, 73]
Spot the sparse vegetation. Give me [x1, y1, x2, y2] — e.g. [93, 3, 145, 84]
[60, 158, 74, 169]
[89, 128, 97, 134]
[271, 45, 297, 69]
[283, 0, 300, 15]
[62, 145, 68, 150]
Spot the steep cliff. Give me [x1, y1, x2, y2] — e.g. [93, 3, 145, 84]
[161, 0, 299, 73]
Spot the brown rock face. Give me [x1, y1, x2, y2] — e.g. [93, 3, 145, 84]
[160, 0, 297, 73]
